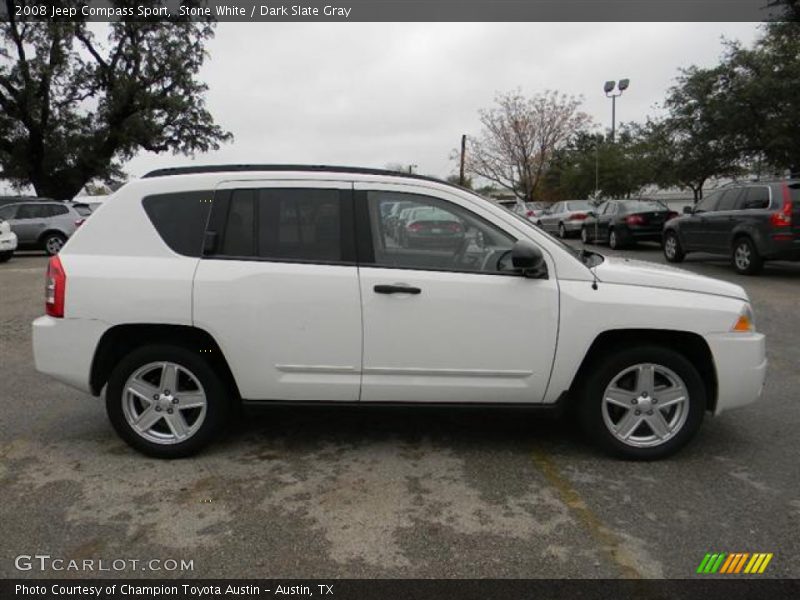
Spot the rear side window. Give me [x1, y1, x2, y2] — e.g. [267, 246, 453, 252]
[742, 187, 770, 209]
[213, 188, 353, 263]
[717, 189, 743, 211]
[695, 192, 720, 213]
[142, 191, 213, 257]
[16, 204, 49, 219]
[220, 189, 256, 257]
[258, 189, 341, 261]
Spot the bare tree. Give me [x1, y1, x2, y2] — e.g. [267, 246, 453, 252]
[464, 90, 591, 201]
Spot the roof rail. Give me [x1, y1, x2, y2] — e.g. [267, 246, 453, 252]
[141, 164, 464, 190]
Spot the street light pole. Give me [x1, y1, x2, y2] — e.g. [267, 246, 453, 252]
[603, 79, 629, 143]
[459, 134, 466, 186]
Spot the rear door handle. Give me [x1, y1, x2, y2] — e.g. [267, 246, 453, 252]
[373, 284, 421, 295]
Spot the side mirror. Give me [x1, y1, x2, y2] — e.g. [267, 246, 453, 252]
[682, 206, 693, 215]
[511, 240, 548, 279]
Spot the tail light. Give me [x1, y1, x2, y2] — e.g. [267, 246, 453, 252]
[666, 211, 678, 221]
[407, 222, 422, 232]
[525, 210, 534, 217]
[45, 255, 66, 318]
[569, 212, 588, 221]
[74, 218, 85, 227]
[770, 184, 793, 228]
[626, 214, 645, 225]
[446, 222, 463, 232]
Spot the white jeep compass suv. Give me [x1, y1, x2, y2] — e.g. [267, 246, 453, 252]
[32, 165, 767, 459]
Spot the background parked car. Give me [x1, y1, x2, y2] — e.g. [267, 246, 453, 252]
[398, 206, 465, 248]
[663, 179, 800, 275]
[0, 217, 17, 262]
[581, 199, 677, 249]
[0, 201, 86, 255]
[536, 200, 594, 238]
[511, 201, 549, 221]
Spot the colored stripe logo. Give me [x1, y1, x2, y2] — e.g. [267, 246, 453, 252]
[696, 552, 773, 574]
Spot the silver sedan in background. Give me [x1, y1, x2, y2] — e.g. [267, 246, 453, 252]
[535, 200, 594, 238]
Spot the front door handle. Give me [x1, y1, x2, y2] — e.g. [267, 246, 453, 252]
[374, 284, 421, 295]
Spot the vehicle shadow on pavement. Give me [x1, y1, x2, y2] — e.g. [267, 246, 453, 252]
[223, 404, 590, 457]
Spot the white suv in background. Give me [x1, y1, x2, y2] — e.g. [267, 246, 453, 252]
[32, 166, 767, 459]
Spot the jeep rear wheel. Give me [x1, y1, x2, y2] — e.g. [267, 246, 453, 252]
[578, 346, 706, 460]
[106, 344, 230, 458]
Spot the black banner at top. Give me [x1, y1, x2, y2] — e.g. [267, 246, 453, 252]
[0, 0, 796, 22]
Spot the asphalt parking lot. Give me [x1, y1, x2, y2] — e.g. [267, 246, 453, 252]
[1, 245, 798, 579]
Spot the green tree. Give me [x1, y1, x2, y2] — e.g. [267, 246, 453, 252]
[543, 127, 654, 201]
[0, 3, 232, 199]
[646, 65, 745, 200]
[716, 22, 800, 174]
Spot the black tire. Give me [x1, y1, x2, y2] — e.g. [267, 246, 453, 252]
[0, 250, 12, 263]
[106, 344, 231, 458]
[580, 227, 592, 244]
[663, 230, 685, 263]
[42, 232, 67, 256]
[558, 223, 567, 239]
[731, 236, 763, 275]
[577, 345, 706, 460]
[608, 228, 622, 249]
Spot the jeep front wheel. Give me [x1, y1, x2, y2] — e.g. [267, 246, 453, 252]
[578, 346, 706, 460]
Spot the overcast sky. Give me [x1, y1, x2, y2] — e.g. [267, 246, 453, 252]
[8, 22, 765, 195]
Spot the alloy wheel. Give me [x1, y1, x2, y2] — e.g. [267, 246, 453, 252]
[734, 242, 751, 271]
[45, 236, 64, 255]
[121, 361, 207, 445]
[601, 363, 690, 448]
[664, 235, 677, 259]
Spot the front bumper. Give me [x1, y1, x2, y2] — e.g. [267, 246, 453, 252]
[705, 331, 767, 415]
[32, 315, 110, 394]
[0, 232, 17, 251]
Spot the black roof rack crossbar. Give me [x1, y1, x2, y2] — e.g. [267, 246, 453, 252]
[142, 164, 463, 190]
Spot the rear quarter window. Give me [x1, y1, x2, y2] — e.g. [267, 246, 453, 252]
[142, 191, 213, 257]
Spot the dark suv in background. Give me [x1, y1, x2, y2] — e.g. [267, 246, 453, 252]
[663, 179, 800, 275]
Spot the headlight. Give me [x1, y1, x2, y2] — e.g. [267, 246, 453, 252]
[732, 303, 756, 332]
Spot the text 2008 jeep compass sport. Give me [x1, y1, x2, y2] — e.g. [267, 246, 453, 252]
[32, 165, 767, 459]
